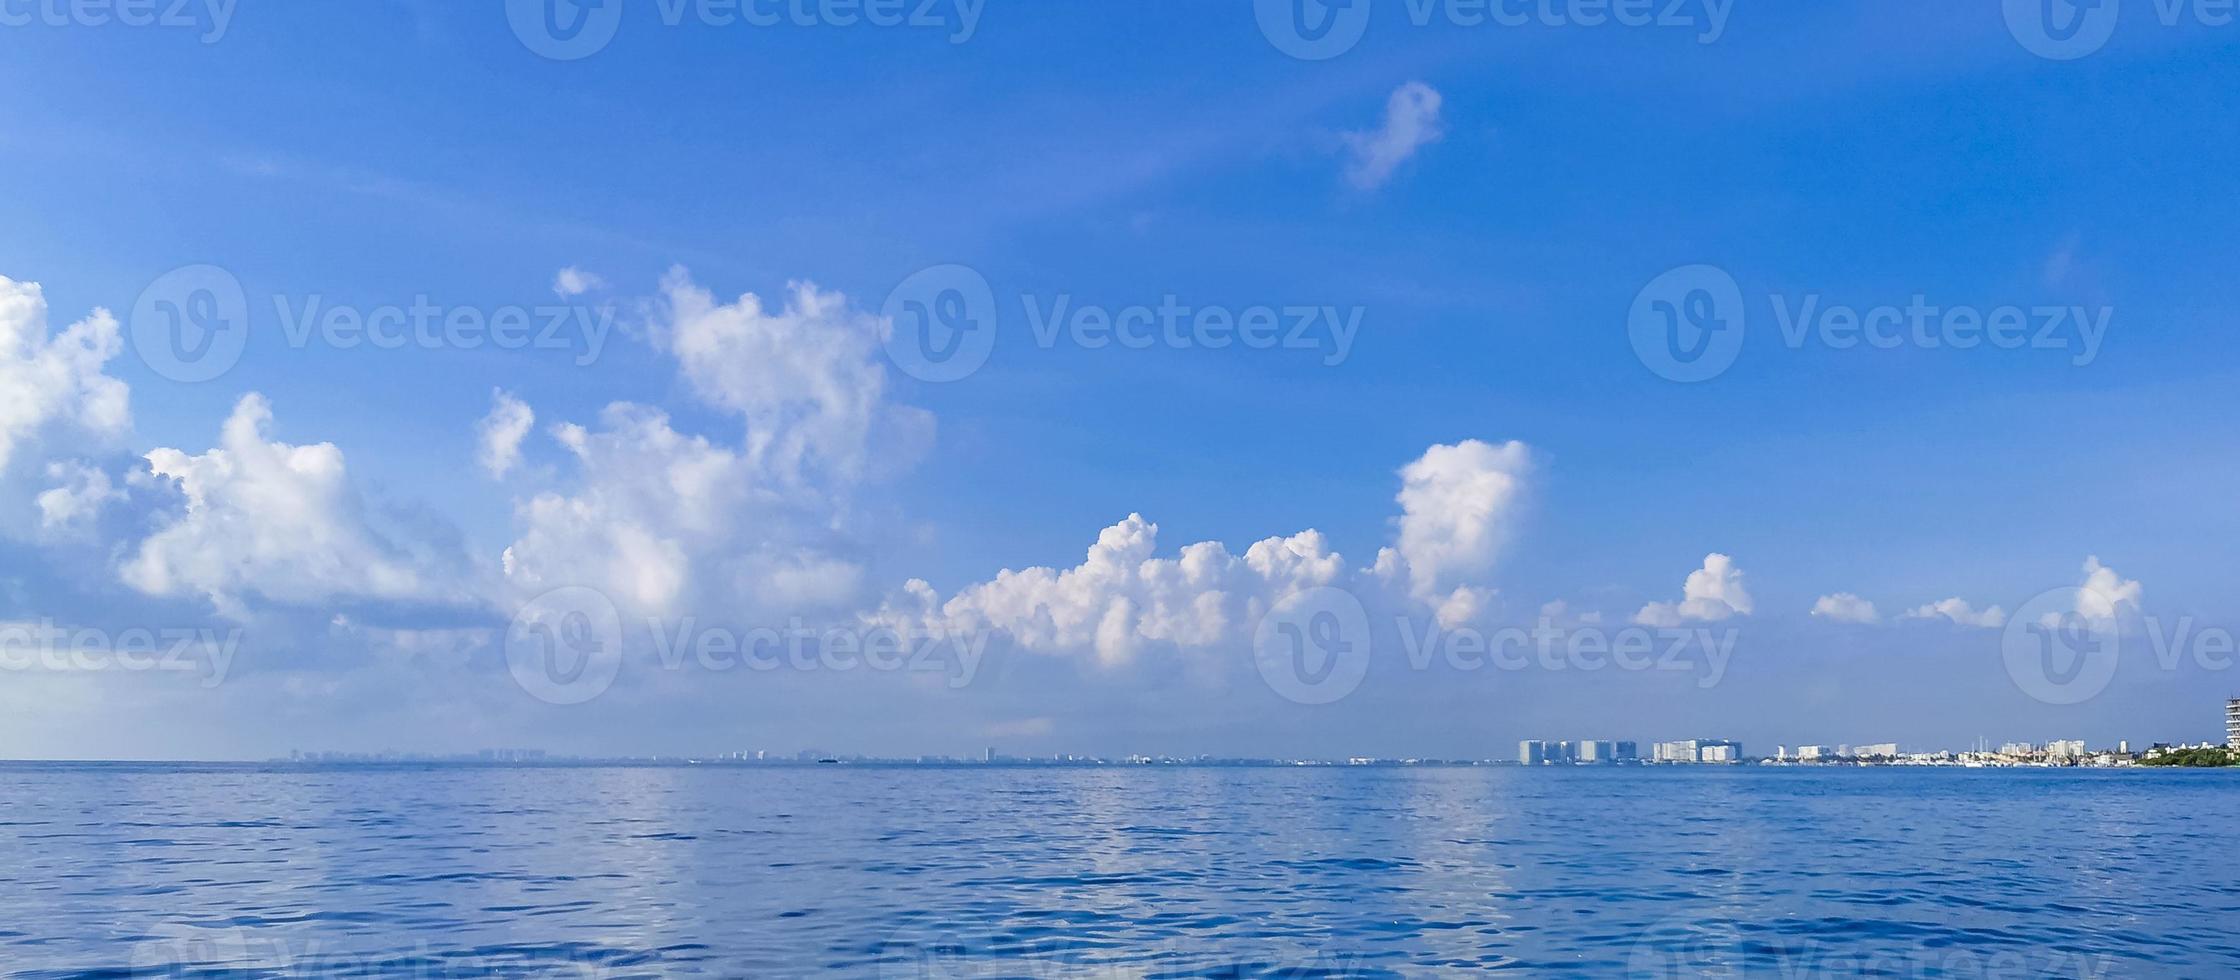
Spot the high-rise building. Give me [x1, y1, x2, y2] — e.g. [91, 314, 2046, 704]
[1652, 739, 1739, 763]
[1613, 741, 1638, 762]
[1577, 740, 1615, 763]
[2227, 698, 2240, 750]
[1519, 740, 1548, 765]
[1856, 743, 1899, 759]
[1698, 741, 1739, 763]
[2047, 739, 2086, 759]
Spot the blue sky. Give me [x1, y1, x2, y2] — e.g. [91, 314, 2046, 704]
[0, 1, 2236, 759]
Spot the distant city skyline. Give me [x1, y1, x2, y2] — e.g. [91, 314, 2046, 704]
[4, 690, 2227, 765]
[241, 696, 2240, 769]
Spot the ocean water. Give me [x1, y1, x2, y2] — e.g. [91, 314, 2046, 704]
[0, 764, 2235, 978]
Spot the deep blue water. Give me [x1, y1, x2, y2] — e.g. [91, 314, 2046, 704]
[0, 764, 2235, 978]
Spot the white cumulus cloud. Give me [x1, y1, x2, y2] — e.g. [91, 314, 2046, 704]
[500, 271, 931, 620]
[35, 461, 124, 535]
[0, 275, 131, 487]
[876, 439, 1533, 666]
[874, 514, 1346, 670]
[121, 395, 460, 618]
[2074, 555, 2142, 621]
[503, 403, 778, 617]
[1388, 438, 1530, 626]
[1636, 553, 1753, 627]
[656, 268, 928, 486]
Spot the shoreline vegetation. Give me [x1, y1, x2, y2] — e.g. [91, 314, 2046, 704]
[2137, 748, 2237, 768]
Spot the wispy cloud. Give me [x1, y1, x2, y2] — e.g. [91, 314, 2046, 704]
[1343, 81, 1444, 190]
[1811, 592, 1879, 624]
[552, 266, 604, 299]
[1902, 598, 2005, 629]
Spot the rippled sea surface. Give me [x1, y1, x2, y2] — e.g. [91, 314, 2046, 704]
[2, 764, 2237, 978]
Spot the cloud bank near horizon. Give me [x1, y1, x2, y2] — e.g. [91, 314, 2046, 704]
[0, 269, 2175, 757]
